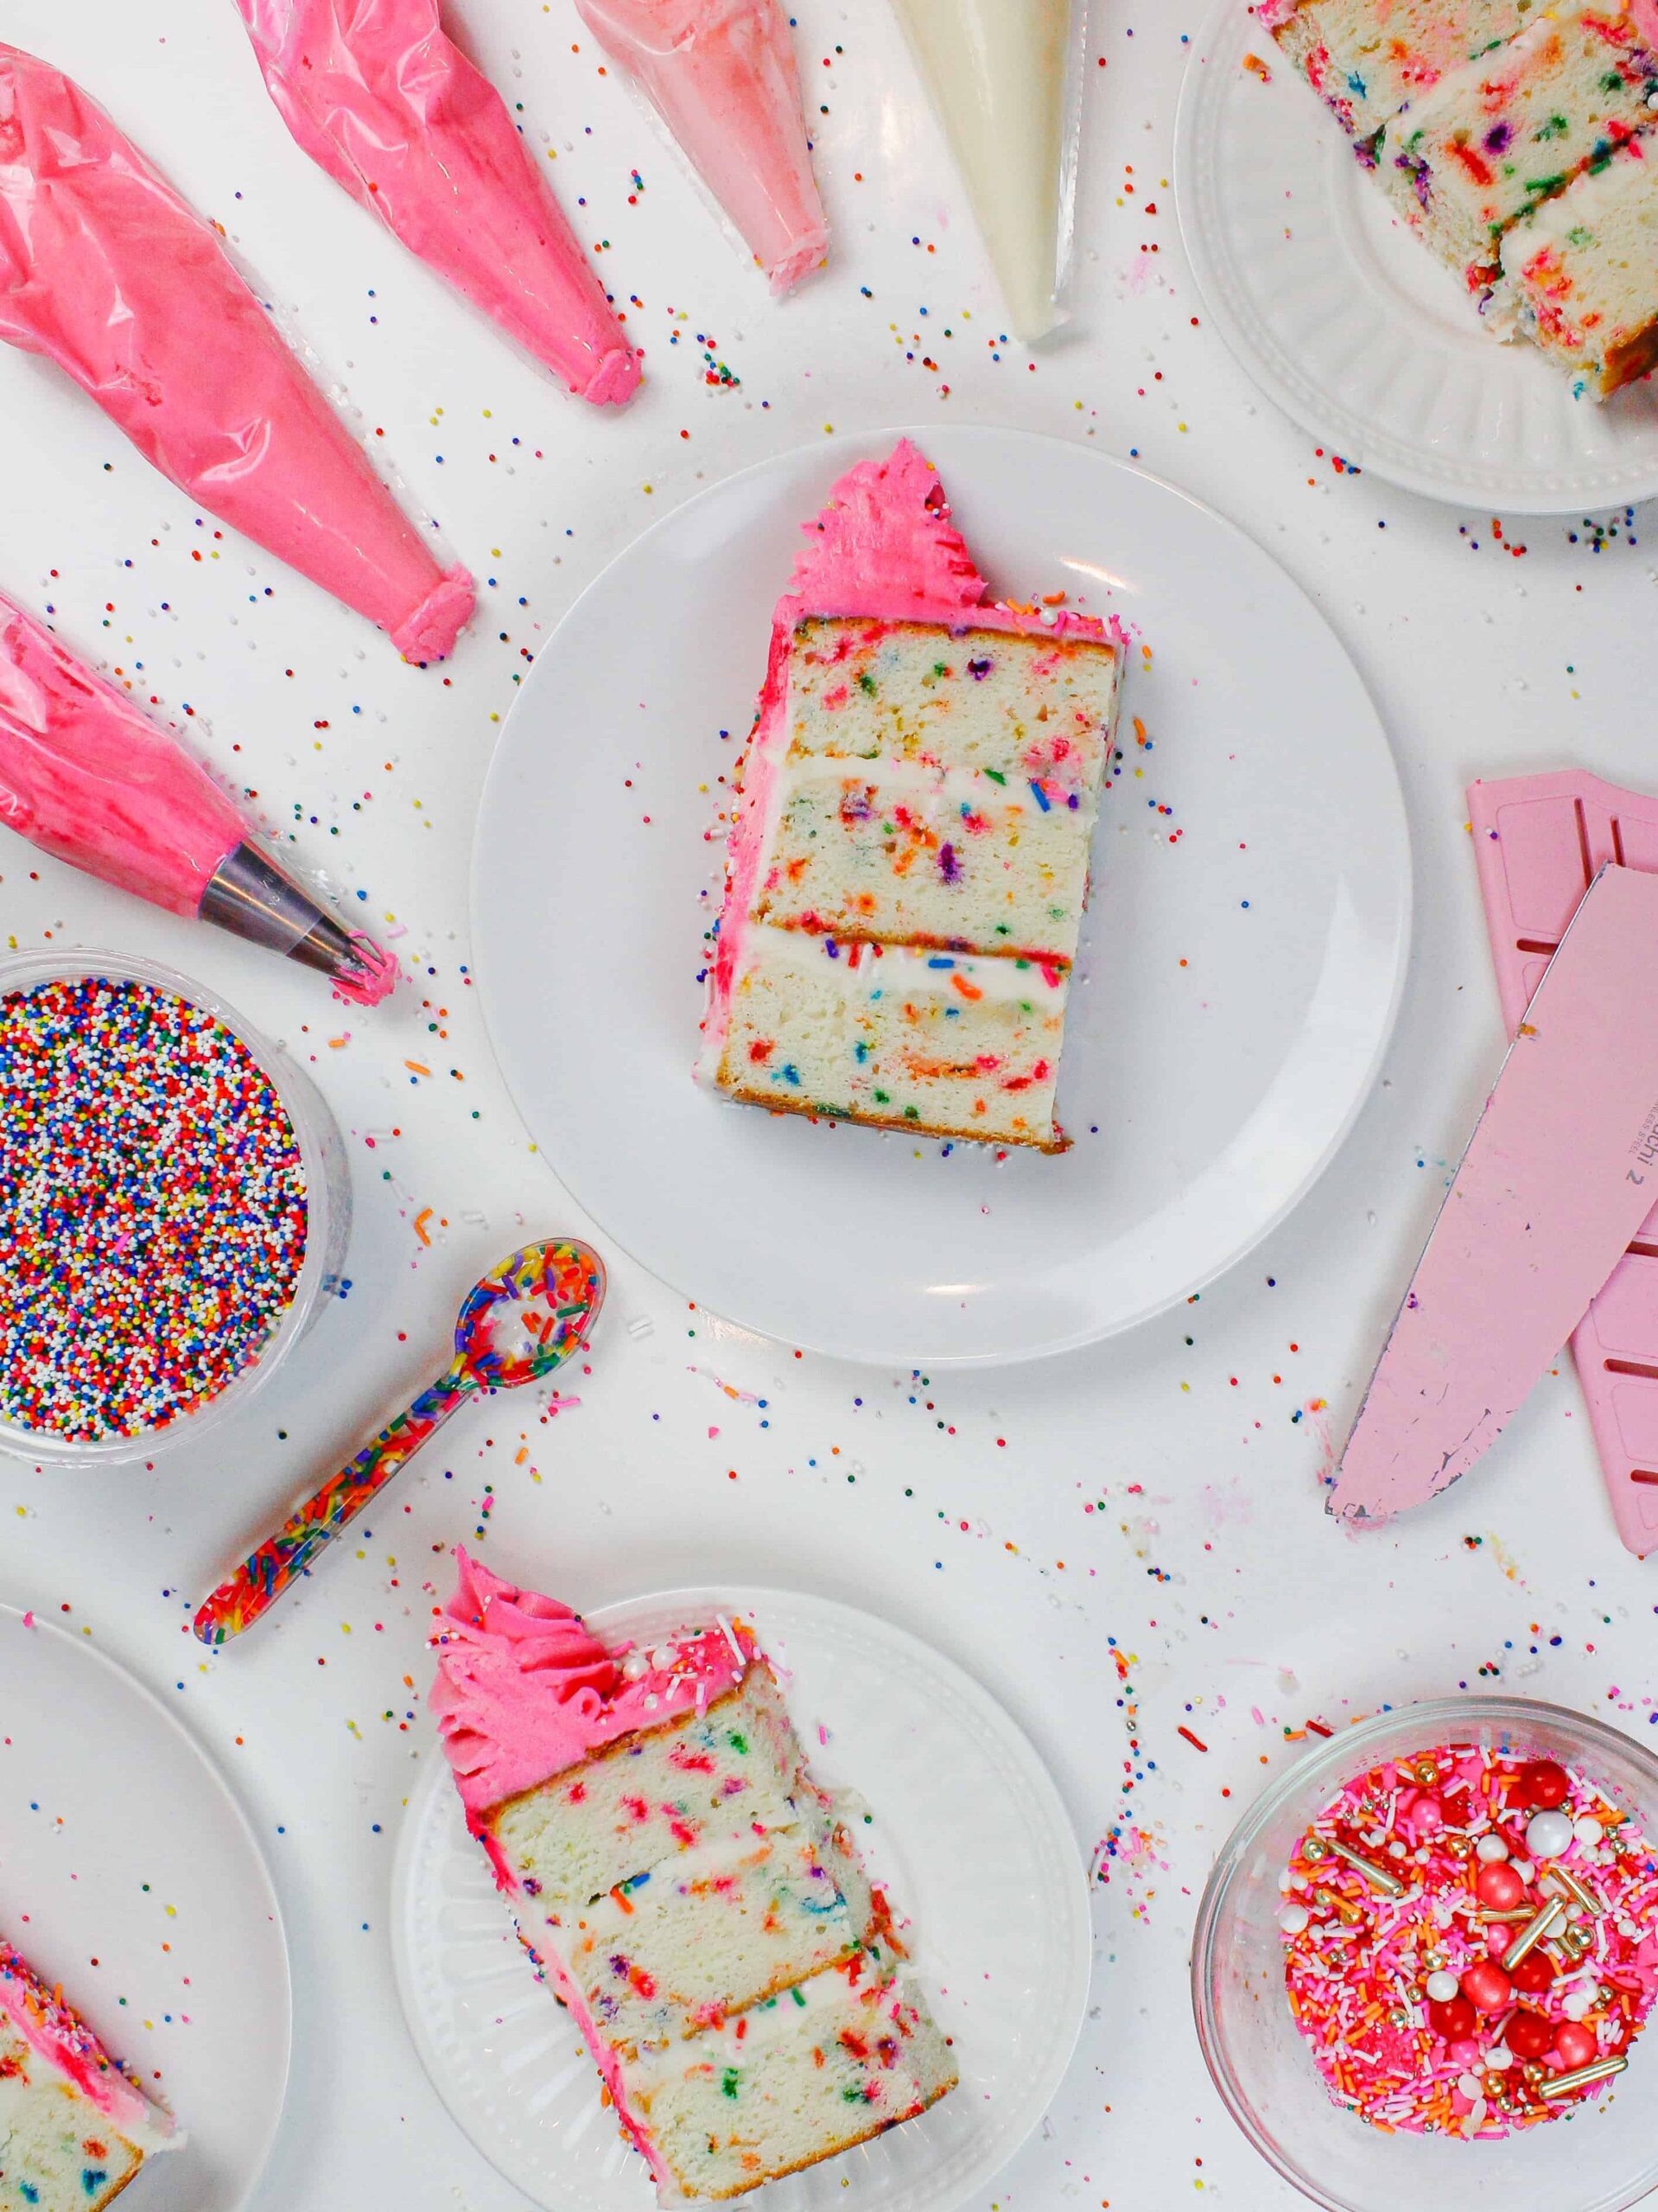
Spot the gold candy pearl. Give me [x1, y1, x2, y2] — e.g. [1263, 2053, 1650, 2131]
[1413, 1759, 1441, 1788]
[1445, 1834, 1473, 1860]
[1303, 1834, 1331, 1863]
[1522, 2062, 1547, 2088]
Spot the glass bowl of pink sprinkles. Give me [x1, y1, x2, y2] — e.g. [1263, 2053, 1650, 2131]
[0, 948, 351, 1467]
[1192, 1699, 1658, 2212]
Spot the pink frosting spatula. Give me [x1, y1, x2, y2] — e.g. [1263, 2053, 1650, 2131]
[194, 1240, 605, 1645]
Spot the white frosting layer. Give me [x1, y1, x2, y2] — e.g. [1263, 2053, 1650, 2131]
[734, 927, 1070, 1007]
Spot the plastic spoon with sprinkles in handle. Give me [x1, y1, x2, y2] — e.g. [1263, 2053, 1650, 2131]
[193, 1240, 605, 1645]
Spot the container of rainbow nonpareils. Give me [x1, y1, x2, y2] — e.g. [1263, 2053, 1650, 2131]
[0, 947, 350, 1465]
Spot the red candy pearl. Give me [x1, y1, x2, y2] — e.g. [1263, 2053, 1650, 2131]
[1428, 1995, 1477, 2042]
[1505, 2008, 1554, 2060]
[1553, 2021, 1598, 2070]
[1476, 1861, 1527, 1910]
[1461, 1961, 1513, 2014]
[1518, 1759, 1570, 1810]
[1509, 1948, 1556, 1994]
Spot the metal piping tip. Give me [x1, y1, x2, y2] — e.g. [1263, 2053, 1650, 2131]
[200, 842, 383, 989]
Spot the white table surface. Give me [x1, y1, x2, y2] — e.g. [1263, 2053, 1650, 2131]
[3, 4, 1655, 2209]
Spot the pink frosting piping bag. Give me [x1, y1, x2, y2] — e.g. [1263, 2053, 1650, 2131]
[0, 43, 473, 662]
[232, 0, 641, 405]
[574, 0, 828, 294]
[0, 589, 397, 1005]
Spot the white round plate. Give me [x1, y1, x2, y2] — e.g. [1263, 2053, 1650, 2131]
[0, 1605, 290, 2210]
[473, 423, 1409, 1366]
[391, 1586, 1089, 2212]
[1177, 0, 1658, 512]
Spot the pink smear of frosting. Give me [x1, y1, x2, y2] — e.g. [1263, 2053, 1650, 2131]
[429, 1548, 749, 1821]
[234, 0, 640, 405]
[0, 1941, 162, 2137]
[0, 589, 245, 916]
[575, 0, 827, 294]
[702, 437, 1118, 1058]
[334, 931, 399, 1007]
[0, 43, 473, 662]
[1635, 0, 1658, 48]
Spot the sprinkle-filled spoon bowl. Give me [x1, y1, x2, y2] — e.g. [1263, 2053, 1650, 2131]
[1193, 1699, 1658, 2212]
[0, 947, 350, 1466]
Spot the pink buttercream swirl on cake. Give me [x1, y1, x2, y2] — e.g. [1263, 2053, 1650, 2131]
[0, 1941, 162, 2136]
[429, 1548, 749, 1821]
[698, 436, 1124, 1065]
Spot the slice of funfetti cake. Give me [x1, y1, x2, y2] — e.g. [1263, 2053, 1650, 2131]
[429, 1552, 956, 2204]
[0, 1941, 181, 2210]
[698, 439, 1123, 1153]
[1261, 0, 1548, 141]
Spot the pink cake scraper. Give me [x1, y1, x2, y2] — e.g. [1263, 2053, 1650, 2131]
[1331, 862, 1658, 1529]
[1471, 768, 1658, 1555]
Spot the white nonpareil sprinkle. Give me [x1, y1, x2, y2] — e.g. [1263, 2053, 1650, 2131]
[1477, 1834, 1510, 1864]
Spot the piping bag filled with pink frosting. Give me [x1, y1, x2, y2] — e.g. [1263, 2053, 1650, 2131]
[0, 44, 473, 663]
[575, 0, 827, 294]
[232, 0, 640, 405]
[0, 591, 397, 1005]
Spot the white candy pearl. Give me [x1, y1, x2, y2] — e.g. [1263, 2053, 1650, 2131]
[1477, 1834, 1510, 1864]
[1573, 1815, 1604, 1847]
[1486, 2044, 1514, 2069]
[1279, 1904, 1309, 1936]
[1563, 1990, 1594, 2021]
[1526, 1809, 1574, 1860]
[1426, 1970, 1460, 2002]
[1457, 2072, 1483, 2101]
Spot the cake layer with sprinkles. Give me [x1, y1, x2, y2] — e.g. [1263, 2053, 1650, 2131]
[430, 1552, 956, 2203]
[699, 438, 1122, 1152]
[1377, 0, 1658, 292]
[0, 1936, 180, 2210]
[1261, 0, 1549, 141]
[1280, 1738, 1658, 2138]
[0, 973, 308, 1445]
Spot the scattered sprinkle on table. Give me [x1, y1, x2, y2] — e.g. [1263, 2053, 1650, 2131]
[0, 976, 307, 1442]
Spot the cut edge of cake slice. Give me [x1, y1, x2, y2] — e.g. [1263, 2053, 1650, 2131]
[429, 1551, 958, 2205]
[1497, 132, 1658, 392]
[1263, 0, 1550, 142]
[1375, 0, 1658, 294]
[0, 1940, 181, 2212]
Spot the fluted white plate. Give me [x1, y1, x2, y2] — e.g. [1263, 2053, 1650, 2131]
[391, 1586, 1089, 2212]
[0, 1605, 290, 2211]
[1177, 0, 1658, 511]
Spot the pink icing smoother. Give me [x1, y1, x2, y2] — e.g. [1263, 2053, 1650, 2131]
[234, 0, 641, 405]
[700, 436, 1120, 1063]
[0, 589, 244, 916]
[0, 44, 474, 657]
[574, 0, 827, 293]
[429, 1548, 750, 1825]
[0, 1941, 161, 2137]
